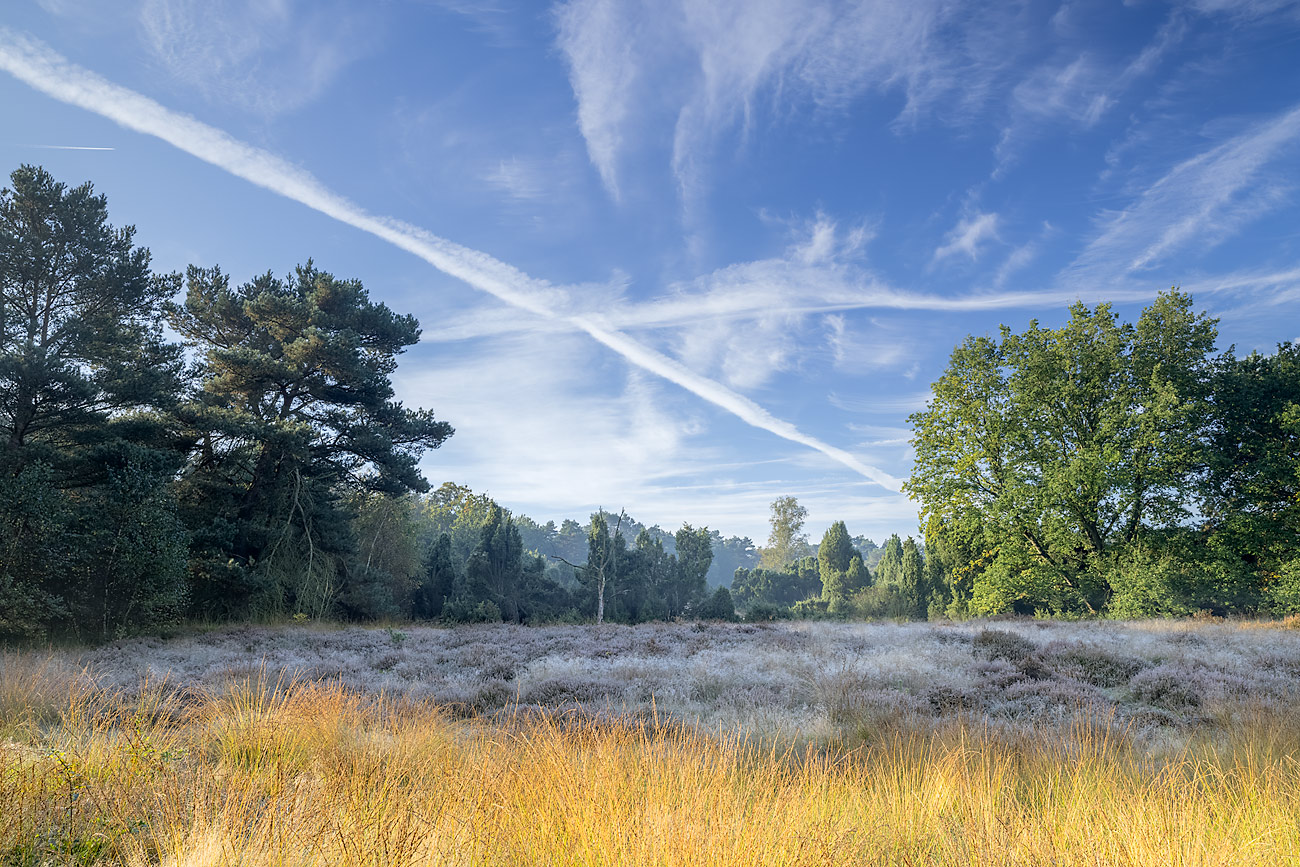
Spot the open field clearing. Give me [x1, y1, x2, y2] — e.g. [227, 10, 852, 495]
[3, 619, 1300, 865]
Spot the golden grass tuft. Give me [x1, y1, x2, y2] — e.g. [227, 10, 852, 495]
[1, 668, 1298, 866]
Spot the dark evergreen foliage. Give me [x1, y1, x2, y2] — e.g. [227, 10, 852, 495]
[4, 166, 1297, 639]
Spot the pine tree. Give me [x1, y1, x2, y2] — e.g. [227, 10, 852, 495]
[170, 262, 452, 617]
[818, 520, 858, 601]
[1, 165, 187, 639]
[899, 537, 926, 619]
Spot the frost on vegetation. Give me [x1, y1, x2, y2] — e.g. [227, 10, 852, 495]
[22, 619, 1296, 743]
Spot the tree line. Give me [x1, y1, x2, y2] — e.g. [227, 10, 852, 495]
[726, 496, 934, 621]
[0, 165, 775, 641]
[732, 295, 1298, 622]
[10, 165, 1287, 639]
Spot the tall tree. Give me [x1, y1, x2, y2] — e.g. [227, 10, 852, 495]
[759, 495, 810, 570]
[0, 165, 182, 461]
[461, 504, 525, 622]
[419, 482, 499, 565]
[169, 262, 452, 617]
[819, 520, 867, 601]
[0, 165, 187, 639]
[874, 534, 904, 587]
[899, 537, 926, 619]
[580, 511, 629, 625]
[1202, 342, 1300, 612]
[671, 523, 714, 617]
[905, 291, 1218, 614]
[413, 532, 458, 619]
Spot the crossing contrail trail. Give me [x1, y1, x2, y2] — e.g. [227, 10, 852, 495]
[0, 28, 904, 491]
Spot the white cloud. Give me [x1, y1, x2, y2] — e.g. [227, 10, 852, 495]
[483, 157, 548, 202]
[823, 314, 909, 372]
[995, 16, 1185, 173]
[0, 29, 901, 491]
[554, 0, 642, 202]
[1067, 102, 1300, 283]
[399, 330, 915, 540]
[553, 0, 1026, 205]
[934, 211, 1000, 262]
[829, 391, 933, 414]
[137, 0, 373, 116]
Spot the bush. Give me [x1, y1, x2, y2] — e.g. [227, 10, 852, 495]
[743, 601, 789, 621]
[696, 586, 737, 621]
[971, 629, 1036, 663]
[1129, 665, 1202, 711]
[1263, 558, 1300, 616]
[442, 599, 503, 624]
[522, 677, 609, 706]
[1036, 642, 1145, 688]
[791, 598, 829, 619]
[847, 585, 913, 619]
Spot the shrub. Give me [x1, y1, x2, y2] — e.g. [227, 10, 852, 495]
[972, 628, 1036, 663]
[1129, 665, 1202, 711]
[522, 677, 610, 706]
[743, 601, 789, 621]
[791, 598, 829, 619]
[442, 599, 502, 624]
[696, 586, 737, 621]
[1036, 642, 1146, 688]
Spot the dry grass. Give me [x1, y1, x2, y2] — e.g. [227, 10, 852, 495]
[3, 620, 1300, 865]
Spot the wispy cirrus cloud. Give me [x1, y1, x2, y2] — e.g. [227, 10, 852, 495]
[137, 0, 375, 116]
[554, 0, 1026, 206]
[1065, 101, 1300, 284]
[934, 212, 1000, 262]
[0, 28, 902, 491]
[554, 0, 643, 202]
[483, 156, 549, 202]
[995, 14, 1186, 172]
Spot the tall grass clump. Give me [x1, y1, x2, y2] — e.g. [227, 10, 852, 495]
[1, 665, 1298, 866]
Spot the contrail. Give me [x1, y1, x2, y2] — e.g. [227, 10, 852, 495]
[28, 144, 114, 150]
[0, 28, 903, 491]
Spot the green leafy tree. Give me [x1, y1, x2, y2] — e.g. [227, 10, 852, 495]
[1, 165, 182, 463]
[459, 504, 525, 622]
[696, 585, 737, 621]
[419, 482, 499, 565]
[899, 537, 926, 619]
[819, 520, 868, 601]
[622, 530, 673, 622]
[731, 556, 821, 610]
[0, 463, 71, 639]
[1201, 342, 1300, 612]
[580, 511, 621, 624]
[339, 492, 423, 620]
[413, 532, 458, 619]
[905, 291, 1218, 614]
[1, 165, 187, 639]
[874, 534, 904, 587]
[169, 262, 452, 618]
[672, 523, 714, 617]
[759, 496, 810, 570]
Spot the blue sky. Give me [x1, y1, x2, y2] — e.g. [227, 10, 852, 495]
[3, 0, 1299, 544]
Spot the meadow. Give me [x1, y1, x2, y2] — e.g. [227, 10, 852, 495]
[3, 618, 1300, 865]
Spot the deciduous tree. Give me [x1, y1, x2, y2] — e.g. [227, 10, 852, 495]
[905, 291, 1218, 614]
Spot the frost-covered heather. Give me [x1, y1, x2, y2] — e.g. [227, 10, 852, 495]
[63, 619, 1300, 743]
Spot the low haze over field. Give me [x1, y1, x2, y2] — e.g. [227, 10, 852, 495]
[3, 1, 1299, 541]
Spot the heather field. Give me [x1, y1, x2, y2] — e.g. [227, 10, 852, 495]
[4, 619, 1300, 865]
